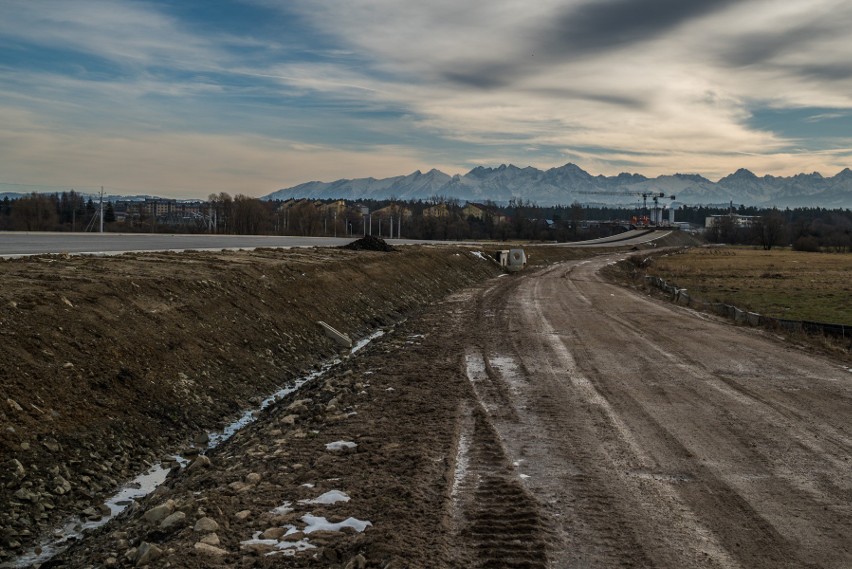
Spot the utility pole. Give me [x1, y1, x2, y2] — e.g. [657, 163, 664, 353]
[99, 187, 104, 233]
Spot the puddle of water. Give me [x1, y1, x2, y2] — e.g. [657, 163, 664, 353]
[489, 354, 524, 392]
[5, 328, 387, 569]
[464, 352, 487, 383]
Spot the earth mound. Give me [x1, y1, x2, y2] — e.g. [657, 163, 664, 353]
[341, 235, 395, 252]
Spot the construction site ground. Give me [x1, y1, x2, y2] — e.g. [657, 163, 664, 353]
[1, 232, 850, 568]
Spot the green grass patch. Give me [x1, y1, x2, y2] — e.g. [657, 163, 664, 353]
[649, 247, 852, 324]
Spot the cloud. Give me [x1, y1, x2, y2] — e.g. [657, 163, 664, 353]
[540, 0, 741, 55]
[3, 0, 852, 197]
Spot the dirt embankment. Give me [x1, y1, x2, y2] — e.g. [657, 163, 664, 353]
[0, 244, 502, 560]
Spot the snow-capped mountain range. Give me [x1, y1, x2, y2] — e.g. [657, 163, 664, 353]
[264, 163, 852, 208]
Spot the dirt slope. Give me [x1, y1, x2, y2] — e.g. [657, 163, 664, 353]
[0, 244, 502, 561]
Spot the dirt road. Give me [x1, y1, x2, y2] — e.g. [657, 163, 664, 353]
[36, 246, 851, 568]
[457, 253, 852, 568]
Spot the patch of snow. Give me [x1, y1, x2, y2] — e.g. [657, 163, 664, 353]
[241, 534, 279, 548]
[298, 490, 350, 505]
[352, 329, 384, 353]
[301, 514, 372, 534]
[270, 501, 293, 515]
[274, 539, 316, 552]
[301, 483, 315, 489]
[520, 474, 531, 480]
[325, 440, 357, 452]
[471, 251, 486, 260]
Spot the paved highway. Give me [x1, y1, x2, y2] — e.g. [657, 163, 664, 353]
[0, 232, 427, 257]
[0, 229, 670, 257]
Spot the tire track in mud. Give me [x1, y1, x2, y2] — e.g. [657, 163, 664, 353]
[453, 348, 549, 569]
[460, 277, 657, 568]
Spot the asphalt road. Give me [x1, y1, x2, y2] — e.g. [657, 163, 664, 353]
[0, 232, 424, 257]
[0, 230, 669, 257]
[456, 253, 852, 568]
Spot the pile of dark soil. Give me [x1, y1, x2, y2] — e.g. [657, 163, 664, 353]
[341, 235, 395, 252]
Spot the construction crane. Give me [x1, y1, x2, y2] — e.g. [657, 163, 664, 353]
[577, 190, 676, 227]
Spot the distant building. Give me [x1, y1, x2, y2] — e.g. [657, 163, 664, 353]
[705, 214, 758, 229]
[423, 203, 451, 218]
[462, 202, 510, 224]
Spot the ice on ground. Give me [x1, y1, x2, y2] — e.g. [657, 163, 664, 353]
[270, 501, 293, 515]
[299, 490, 350, 505]
[471, 251, 486, 260]
[301, 514, 372, 534]
[325, 440, 357, 452]
[241, 533, 279, 548]
[275, 539, 315, 552]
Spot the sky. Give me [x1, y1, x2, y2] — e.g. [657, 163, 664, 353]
[2, 0, 852, 199]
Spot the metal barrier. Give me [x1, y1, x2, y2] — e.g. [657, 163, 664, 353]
[643, 275, 848, 339]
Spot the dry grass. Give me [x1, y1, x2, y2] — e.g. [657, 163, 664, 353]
[649, 246, 852, 324]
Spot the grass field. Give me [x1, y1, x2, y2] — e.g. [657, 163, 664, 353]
[649, 247, 852, 324]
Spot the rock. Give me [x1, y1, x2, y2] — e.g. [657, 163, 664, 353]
[143, 500, 175, 524]
[240, 540, 275, 554]
[42, 438, 60, 452]
[11, 459, 26, 479]
[245, 472, 261, 485]
[187, 455, 211, 472]
[104, 557, 118, 567]
[234, 509, 252, 521]
[194, 542, 228, 556]
[199, 532, 220, 546]
[344, 554, 367, 569]
[81, 507, 102, 520]
[280, 414, 298, 425]
[6, 398, 23, 412]
[13, 488, 37, 502]
[280, 531, 305, 542]
[194, 517, 218, 532]
[287, 399, 311, 413]
[135, 542, 162, 566]
[53, 476, 72, 495]
[160, 511, 186, 529]
[260, 527, 287, 540]
[194, 431, 209, 445]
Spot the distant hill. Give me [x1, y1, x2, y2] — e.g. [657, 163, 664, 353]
[264, 164, 852, 208]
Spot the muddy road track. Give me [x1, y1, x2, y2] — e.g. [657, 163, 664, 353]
[458, 254, 851, 568]
[35, 246, 850, 569]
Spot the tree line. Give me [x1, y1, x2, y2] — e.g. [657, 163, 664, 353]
[2, 191, 850, 251]
[0, 192, 115, 232]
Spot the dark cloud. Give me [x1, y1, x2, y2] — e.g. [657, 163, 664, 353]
[441, 62, 516, 89]
[719, 23, 833, 68]
[540, 0, 740, 55]
[791, 62, 852, 82]
[439, 0, 738, 90]
[528, 87, 648, 109]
